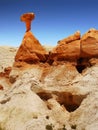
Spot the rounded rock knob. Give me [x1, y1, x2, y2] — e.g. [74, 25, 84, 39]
[20, 12, 35, 32]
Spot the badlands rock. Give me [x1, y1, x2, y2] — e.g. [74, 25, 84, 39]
[15, 31, 47, 66]
[0, 66, 71, 130]
[80, 28, 98, 58]
[58, 31, 80, 44]
[0, 46, 17, 72]
[50, 40, 80, 61]
[49, 31, 80, 62]
[15, 12, 47, 67]
[20, 12, 35, 32]
[8, 25, 98, 130]
[0, 12, 98, 129]
[49, 29, 98, 62]
[0, 55, 98, 130]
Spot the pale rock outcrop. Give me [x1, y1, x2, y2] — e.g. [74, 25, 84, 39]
[70, 91, 98, 130]
[0, 69, 72, 130]
[0, 46, 17, 72]
[0, 45, 98, 130]
[0, 84, 50, 130]
[0, 46, 17, 90]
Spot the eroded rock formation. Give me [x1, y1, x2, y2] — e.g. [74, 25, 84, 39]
[15, 28, 98, 67]
[15, 13, 47, 67]
[80, 28, 98, 58]
[49, 29, 98, 63]
[0, 12, 98, 130]
[20, 13, 35, 32]
[58, 31, 81, 44]
[50, 39, 80, 61]
[15, 31, 47, 65]
[14, 13, 98, 67]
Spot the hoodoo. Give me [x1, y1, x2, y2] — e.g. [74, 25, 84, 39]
[20, 12, 35, 32]
[15, 12, 47, 66]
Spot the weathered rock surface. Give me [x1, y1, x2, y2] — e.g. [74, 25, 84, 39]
[48, 29, 98, 62]
[20, 12, 35, 32]
[50, 40, 80, 61]
[80, 28, 98, 58]
[48, 31, 80, 61]
[0, 15, 98, 129]
[7, 25, 98, 129]
[0, 46, 17, 72]
[58, 31, 80, 44]
[15, 31, 47, 66]
[0, 55, 98, 130]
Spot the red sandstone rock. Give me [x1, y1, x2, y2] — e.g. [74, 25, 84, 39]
[49, 32, 81, 61]
[80, 28, 98, 58]
[58, 31, 81, 44]
[15, 31, 47, 64]
[15, 12, 98, 65]
[15, 12, 47, 66]
[20, 13, 35, 32]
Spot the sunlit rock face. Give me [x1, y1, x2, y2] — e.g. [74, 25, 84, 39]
[80, 28, 98, 58]
[48, 31, 80, 61]
[58, 31, 81, 44]
[15, 31, 47, 64]
[0, 12, 98, 130]
[15, 12, 47, 67]
[49, 29, 98, 63]
[20, 12, 35, 32]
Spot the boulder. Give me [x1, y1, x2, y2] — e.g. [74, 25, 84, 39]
[58, 31, 80, 44]
[50, 39, 80, 61]
[49, 31, 81, 62]
[80, 28, 98, 58]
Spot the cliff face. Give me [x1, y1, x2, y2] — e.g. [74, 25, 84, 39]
[0, 13, 98, 130]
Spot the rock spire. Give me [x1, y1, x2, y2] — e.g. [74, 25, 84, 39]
[14, 12, 47, 66]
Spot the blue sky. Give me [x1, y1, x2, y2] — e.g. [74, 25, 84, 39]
[0, 0, 98, 47]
